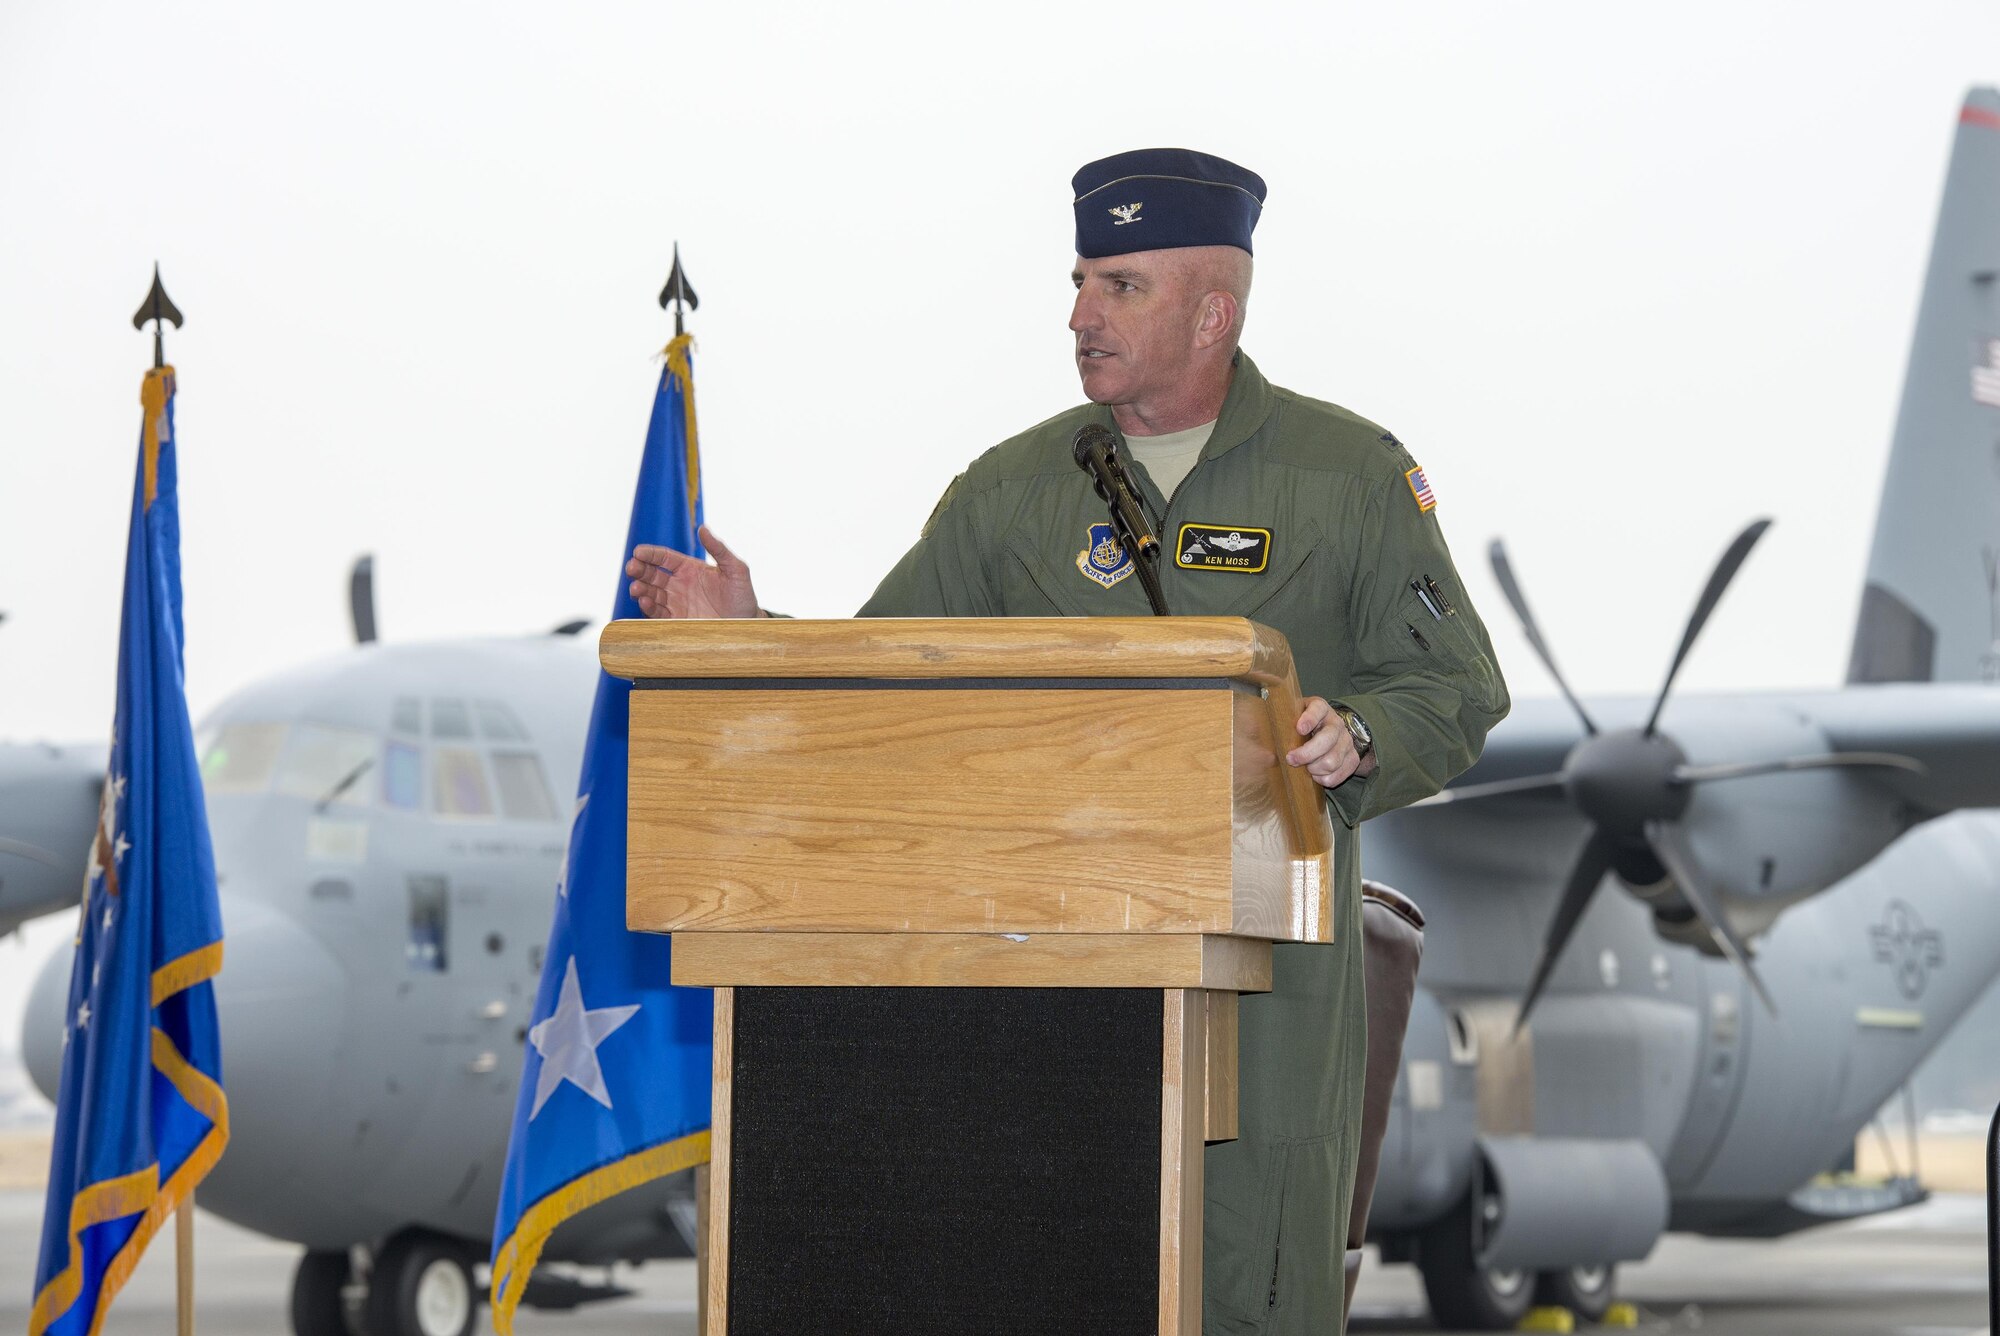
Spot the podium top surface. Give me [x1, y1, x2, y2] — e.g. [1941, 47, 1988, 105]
[600, 616, 1296, 683]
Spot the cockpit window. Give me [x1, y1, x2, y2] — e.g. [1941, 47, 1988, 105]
[383, 740, 423, 811]
[274, 726, 379, 808]
[491, 751, 559, 822]
[391, 697, 422, 735]
[433, 746, 494, 817]
[199, 723, 287, 794]
[475, 700, 528, 741]
[431, 699, 474, 740]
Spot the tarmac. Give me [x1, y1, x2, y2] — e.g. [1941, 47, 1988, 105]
[0, 1186, 1987, 1334]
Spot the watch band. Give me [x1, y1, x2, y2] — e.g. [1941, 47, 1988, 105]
[1332, 704, 1373, 759]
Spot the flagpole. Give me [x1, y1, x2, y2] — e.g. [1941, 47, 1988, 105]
[176, 1196, 195, 1336]
[135, 265, 197, 1336]
[662, 243, 705, 1336]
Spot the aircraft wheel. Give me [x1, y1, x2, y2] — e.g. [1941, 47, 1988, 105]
[365, 1232, 479, 1336]
[289, 1250, 354, 1336]
[1417, 1196, 1535, 1330]
[1536, 1263, 1617, 1323]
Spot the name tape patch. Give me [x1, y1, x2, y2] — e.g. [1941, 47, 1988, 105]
[1176, 523, 1271, 573]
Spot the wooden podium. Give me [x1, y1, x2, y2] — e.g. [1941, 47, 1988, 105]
[603, 617, 1338, 1336]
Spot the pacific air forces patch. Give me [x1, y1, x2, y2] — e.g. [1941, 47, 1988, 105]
[1176, 523, 1271, 573]
[1077, 522, 1134, 588]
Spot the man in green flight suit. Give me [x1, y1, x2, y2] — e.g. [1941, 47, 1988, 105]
[627, 147, 1508, 1333]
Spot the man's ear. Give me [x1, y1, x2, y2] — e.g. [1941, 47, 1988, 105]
[1192, 288, 1239, 351]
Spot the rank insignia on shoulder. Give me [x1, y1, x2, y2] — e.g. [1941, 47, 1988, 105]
[1405, 465, 1437, 512]
[1176, 523, 1271, 573]
[1076, 522, 1135, 588]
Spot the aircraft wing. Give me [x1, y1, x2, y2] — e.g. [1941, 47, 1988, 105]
[1426, 683, 2000, 818]
[1795, 683, 2000, 815]
[0, 742, 99, 932]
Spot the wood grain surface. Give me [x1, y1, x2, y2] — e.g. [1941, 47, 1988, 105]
[601, 615, 1295, 682]
[693, 1165, 709, 1336]
[705, 988, 733, 1336]
[629, 687, 1241, 935]
[1229, 689, 1333, 942]
[1204, 989, 1240, 1145]
[620, 616, 1340, 946]
[1160, 988, 1205, 1334]
[668, 931, 1274, 991]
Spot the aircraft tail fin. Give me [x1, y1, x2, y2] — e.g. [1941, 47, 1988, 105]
[1849, 88, 2000, 686]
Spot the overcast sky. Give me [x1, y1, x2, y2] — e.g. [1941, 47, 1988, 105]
[4, 3, 2000, 1033]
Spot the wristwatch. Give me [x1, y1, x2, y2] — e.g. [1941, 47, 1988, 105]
[1330, 704, 1373, 761]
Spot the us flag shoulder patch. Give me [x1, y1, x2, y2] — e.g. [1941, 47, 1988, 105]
[1405, 465, 1437, 512]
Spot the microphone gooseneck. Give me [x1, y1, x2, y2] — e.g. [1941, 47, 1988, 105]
[1072, 424, 1170, 616]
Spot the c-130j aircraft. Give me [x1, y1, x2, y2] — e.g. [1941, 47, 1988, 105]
[9, 87, 2000, 1336]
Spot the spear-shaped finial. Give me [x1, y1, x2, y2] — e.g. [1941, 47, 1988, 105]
[657, 243, 698, 338]
[131, 264, 184, 369]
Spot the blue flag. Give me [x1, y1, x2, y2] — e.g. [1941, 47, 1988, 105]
[490, 335, 714, 1331]
[31, 365, 228, 1336]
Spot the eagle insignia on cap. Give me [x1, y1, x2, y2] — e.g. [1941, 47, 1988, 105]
[1108, 202, 1144, 226]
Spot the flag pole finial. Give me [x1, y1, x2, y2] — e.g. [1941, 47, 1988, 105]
[658, 243, 698, 339]
[131, 264, 184, 370]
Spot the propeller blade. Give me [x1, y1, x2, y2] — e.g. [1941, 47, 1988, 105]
[1672, 751, 1927, 785]
[1643, 519, 1772, 736]
[1411, 771, 1568, 808]
[1513, 827, 1619, 1035]
[1643, 820, 1777, 1017]
[349, 554, 378, 645]
[1488, 539, 1597, 736]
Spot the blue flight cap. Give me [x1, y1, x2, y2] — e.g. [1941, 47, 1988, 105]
[1072, 148, 1266, 259]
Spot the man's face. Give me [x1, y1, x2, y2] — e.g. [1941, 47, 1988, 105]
[1068, 251, 1201, 409]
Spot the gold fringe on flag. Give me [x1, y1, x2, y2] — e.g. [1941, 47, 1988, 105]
[139, 366, 175, 510]
[488, 1129, 711, 1335]
[663, 334, 701, 517]
[29, 941, 228, 1336]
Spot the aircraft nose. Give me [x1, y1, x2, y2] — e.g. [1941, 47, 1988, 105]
[20, 891, 350, 1153]
[21, 942, 71, 1101]
[206, 892, 350, 1123]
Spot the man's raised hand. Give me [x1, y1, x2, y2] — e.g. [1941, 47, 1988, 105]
[626, 525, 763, 619]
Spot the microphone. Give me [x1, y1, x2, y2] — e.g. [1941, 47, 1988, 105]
[1072, 425, 1170, 615]
[1072, 425, 1159, 558]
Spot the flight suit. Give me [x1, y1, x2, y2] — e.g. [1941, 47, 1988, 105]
[858, 351, 1509, 1334]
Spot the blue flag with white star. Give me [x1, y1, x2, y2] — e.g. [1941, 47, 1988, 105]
[490, 335, 714, 1331]
[31, 364, 228, 1336]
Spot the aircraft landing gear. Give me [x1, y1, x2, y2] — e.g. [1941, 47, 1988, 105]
[364, 1230, 480, 1336]
[1535, 1263, 1618, 1323]
[1416, 1195, 1535, 1330]
[289, 1250, 357, 1336]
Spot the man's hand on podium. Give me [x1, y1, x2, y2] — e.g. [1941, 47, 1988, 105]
[1287, 697, 1379, 789]
[627, 526, 766, 619]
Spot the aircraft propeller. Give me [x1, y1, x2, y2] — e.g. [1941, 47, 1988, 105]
[1424, 519, 1924, 1033]
[350, 554, 377, 644]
